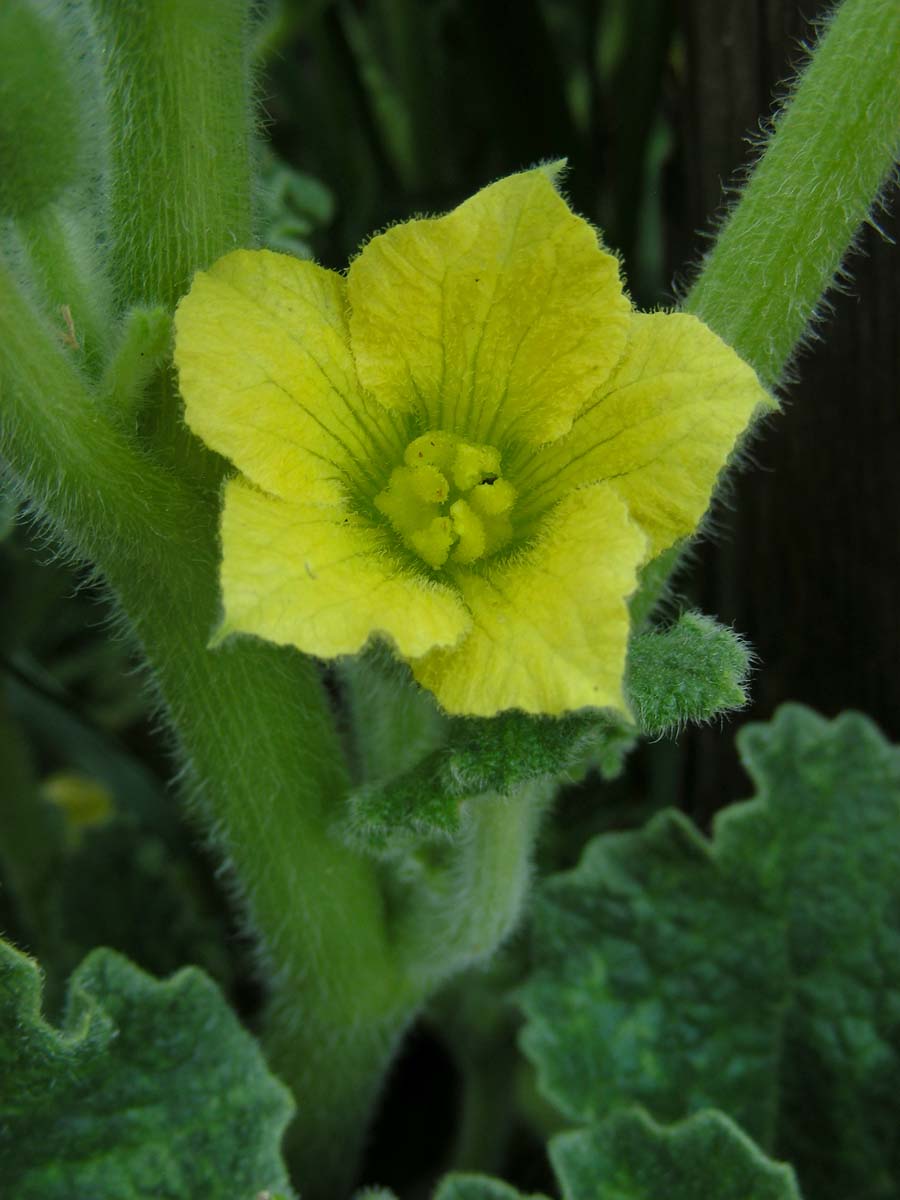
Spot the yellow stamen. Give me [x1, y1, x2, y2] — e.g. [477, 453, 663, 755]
[376, 430, 517, 568]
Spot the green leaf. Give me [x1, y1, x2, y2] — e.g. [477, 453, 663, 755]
[519, 806, 782, 1136]
[0, 939, 295, 1199]
[371, 1112, 798, 1200]
[519, 704, 900, 1200]
[551, 1109, 803, 1200]
[625, 611, 750, 734]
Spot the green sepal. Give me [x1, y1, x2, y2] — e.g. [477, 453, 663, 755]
[345, 611, 748, 849]
[625, 610, 750, 734]
[344, 710, 632, 849]
[551, 1109, 803, 1200]
[0, 939, 295, 1199]
[519, 704, 900, 1200]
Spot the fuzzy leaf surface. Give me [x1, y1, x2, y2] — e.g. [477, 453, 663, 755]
[0, 940, 294, 1199]
[551, 1109, 802, 1200]
[366, 1111, 798, 1200]
[519, 704, 900, 1199]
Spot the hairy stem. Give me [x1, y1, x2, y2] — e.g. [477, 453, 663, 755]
[629, 0, 900, 625]
[90, 0, 256, 484]
[0, 259, 405, 1197]
[92, 0, 254, 311]
[15, 204, 112, 371]
[684, 0, 900, 388]
[450, 1039, 520, 1174]
[396, 782, 552, 992]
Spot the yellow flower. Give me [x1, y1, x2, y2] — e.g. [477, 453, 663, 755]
[174, 166, 771, 718]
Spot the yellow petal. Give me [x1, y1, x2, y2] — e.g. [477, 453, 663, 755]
[175, 249, 403, 505]
[515, 312, 774, 558]
[409, 484, 645, 716]
[217, 478, 471, 659]
[347, 166, 630, 447]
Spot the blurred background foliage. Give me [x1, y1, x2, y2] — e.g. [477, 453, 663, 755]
[257, 0, 676, 306]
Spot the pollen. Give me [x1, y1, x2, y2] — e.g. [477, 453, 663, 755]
[375, 430, 517, 568]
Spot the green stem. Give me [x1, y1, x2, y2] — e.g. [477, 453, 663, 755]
[98, 305, 172, 421]
[15, 203, 112, 371]
[396, 782, 552, 993]
[92, 0, 254, 311]
[450, 1039, 519, 1175]
[91, 0, 256, 483]
[684, 0, 900, 388]
[631, 0, 900, 625]
[429, 945, 531, 1177]
[0, 261, 405, 1197]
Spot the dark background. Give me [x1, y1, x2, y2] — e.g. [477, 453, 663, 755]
[674, 1, 900, 818]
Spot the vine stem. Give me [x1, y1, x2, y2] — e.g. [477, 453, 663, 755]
[91, 0, 254, 312]
[15, 204, 112, 371]
[0, 258, 406, 1195]
[683, 0, 900, 386]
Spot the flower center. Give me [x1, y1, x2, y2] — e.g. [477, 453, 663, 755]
[375, 430, 517, 569]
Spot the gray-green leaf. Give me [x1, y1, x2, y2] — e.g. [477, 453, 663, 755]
[0, 939, 295, 1199]
[551, 1109, 802, 1200]
[519, 704, 900, 1200]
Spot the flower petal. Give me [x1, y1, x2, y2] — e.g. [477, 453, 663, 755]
[514, 312, 774, 558]
[409, 484, 645, 716]
[347, 166, 630, 447]
[217, 478, 471, 659]
[175, 250, 402, 505]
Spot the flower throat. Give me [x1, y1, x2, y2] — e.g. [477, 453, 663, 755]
[375, 430, 516, 568]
